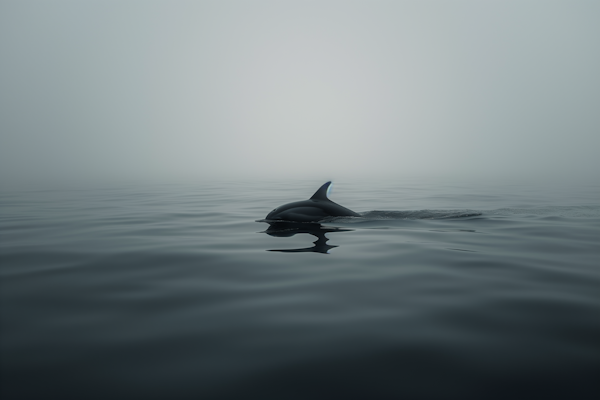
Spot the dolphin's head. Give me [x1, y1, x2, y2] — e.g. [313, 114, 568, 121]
[266, 206, 283, 221]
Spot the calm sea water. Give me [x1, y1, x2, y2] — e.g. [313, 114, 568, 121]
[1, 179, 599, 399]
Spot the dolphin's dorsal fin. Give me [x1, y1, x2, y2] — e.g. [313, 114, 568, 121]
[310, 181, 332, 201]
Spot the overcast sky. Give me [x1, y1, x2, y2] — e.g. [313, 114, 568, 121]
[1, 0, 598, 184]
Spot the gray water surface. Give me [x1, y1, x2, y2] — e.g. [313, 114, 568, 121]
[1, 179, 599, 399]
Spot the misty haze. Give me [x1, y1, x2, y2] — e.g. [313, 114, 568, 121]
[1, 1, 599, 184]
[1, 2, 599, 400]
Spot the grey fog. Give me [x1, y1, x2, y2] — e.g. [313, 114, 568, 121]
[1, 0, 599, 186]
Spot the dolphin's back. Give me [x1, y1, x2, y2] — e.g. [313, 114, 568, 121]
[265, 182, 360, 222]
[269, 204, 329, 222]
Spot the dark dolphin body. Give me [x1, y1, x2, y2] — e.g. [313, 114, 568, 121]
[265, 182, 360, 222]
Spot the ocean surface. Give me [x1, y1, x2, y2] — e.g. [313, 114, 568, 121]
[1, 179, 599, 399]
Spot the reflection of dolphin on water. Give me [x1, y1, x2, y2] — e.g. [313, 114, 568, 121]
[262, 222, 352, 254]
[265, 181, 360, 222]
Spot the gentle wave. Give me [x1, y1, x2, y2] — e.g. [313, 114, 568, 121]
[2, 181, 599, 400]
[484, 205, 600, 218]
[357, 210, 482, 220]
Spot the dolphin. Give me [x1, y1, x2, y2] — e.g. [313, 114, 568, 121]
[265, 181, 360, 222]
